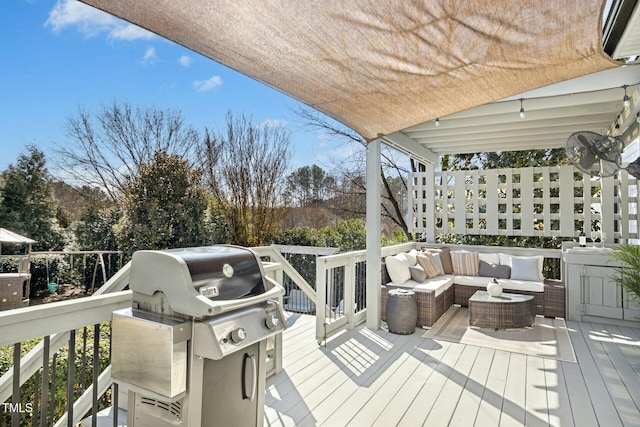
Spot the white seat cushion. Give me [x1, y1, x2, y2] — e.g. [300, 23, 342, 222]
[498, 279, 544, 293]
[453, 275, 544, 293]
[388, 275, 454, 296]
[453, 275, 495, 287]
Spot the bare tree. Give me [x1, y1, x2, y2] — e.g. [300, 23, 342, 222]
[293, 106, 414, 239]
[54, 100, 200, 201]
[199, 112, 291, 246]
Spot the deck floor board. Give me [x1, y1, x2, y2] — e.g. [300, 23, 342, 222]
[265, 314, 640, 427]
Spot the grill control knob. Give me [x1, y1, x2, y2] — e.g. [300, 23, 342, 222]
[265, 315, 280, 331]
[230, 328, 247, 344]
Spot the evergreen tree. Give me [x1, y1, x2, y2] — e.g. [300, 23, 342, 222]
[114, 150, 208, 256]
[285, 164, 334, 207]
[441, 148, 569, 171]
[0, 145, 66, 251]
[74, 206, 121, 251]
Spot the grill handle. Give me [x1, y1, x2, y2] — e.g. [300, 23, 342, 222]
[242, 353, 257, 401]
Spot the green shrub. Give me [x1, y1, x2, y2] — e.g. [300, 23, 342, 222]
[381, 230, 407, 246]
[1, 324, 112, 426]
[611, 243, 640, 305]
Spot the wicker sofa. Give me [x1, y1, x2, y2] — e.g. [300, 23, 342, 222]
[380, 245, 565, 328]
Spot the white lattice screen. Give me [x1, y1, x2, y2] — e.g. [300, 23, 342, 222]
[410, 165, 639, 242]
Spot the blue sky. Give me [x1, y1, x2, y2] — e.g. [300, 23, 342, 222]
[1, 0, 354, 177]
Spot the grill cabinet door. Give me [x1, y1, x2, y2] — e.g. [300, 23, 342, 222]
[201, 342, 265, 427]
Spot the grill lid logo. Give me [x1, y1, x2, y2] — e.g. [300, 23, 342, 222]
[199, 286, 219, 298]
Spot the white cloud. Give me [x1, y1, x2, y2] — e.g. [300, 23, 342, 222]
[108, 24, 155, 42]
[45, 0, 113, 36]
[45, 0, 154, 41]
[178, 55, 193, 67]
[141, 47, 157, 64]
[193, 75, 223, 92]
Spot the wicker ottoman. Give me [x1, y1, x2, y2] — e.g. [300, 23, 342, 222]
[386, 289, 418, 334]
[469, 290, 536, 329]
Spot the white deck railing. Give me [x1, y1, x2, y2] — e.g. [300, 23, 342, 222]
[0, 247, 304, 427]
[315, 242, 416, 343]
[0, 260, 131, 427]
[253, 246, 321, 306]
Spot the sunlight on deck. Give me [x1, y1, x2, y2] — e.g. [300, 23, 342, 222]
[266, 311, 640, 427]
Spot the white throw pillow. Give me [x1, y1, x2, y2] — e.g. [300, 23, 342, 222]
[409, 265, 427, 282]
[478, 252, 500, 265]
[385, 253, 412, 284]
[500, 254, 544, 280]
[499, 253, 511, 266]
[510, 256, 541, 282]
[405, 249, 419, 266]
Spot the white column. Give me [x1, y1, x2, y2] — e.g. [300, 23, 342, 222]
[425, 164, 436, 242]
[366, 137, 382, 329]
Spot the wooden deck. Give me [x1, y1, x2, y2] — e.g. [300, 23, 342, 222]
[265, 312, 640, 426]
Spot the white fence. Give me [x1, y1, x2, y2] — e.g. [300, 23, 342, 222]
[410, 165, 640, 242]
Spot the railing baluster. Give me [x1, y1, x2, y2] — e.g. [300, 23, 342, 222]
[315, 257, 327, 342]
[345, 258, 355, 327]
[33, 370, 40, 427]
[39, 336, 50, 427]
[92, 323, 99, 426]
[81, 327, 87, 392]
[112, 383, 119, 427]
[327, 268, 333, 321]
[335, 266, 341, 319]
[109, 321, 118, 427]
[49, 353, 57, 423]
[66, 330, 75, 427]
[12, 343, 20, 427]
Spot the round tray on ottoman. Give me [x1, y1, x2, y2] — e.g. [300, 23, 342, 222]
[386, 289, 417, 334]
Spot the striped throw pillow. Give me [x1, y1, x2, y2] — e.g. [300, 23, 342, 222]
[416, 253, 442, 279]
[451, 251, 479, 276]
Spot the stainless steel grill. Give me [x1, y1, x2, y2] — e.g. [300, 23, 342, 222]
[111, 245, 286, 427]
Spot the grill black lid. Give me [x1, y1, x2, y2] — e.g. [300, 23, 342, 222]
[179, 247, 265, 299]
[129, 245, 279, 318]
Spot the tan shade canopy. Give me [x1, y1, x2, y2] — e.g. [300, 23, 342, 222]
[81, 0, 616, 141]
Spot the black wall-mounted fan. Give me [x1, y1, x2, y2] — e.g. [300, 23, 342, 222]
[566, 131, 640, 179]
